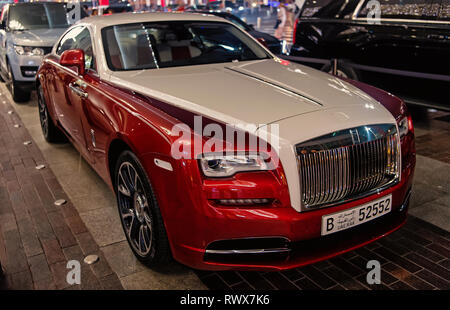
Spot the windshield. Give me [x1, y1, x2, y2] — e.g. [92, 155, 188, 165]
[102, 21, 270, 71]
[8, 4, 69, 31]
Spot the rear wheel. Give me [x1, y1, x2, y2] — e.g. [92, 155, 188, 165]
[6, 62, 30, 103]
[38, 85, 66, 143]
[115, 151, 171, 267]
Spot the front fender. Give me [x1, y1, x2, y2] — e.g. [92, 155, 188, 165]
[339, 77, 406, 120]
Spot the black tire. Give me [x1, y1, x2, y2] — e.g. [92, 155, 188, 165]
[321, 61, 359, 80]
[115, 151, 171, 267]
[7, 62, 30, 103]
[37, 85, 67, 143]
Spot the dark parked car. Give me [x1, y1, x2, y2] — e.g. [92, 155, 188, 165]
[195, 11, 282, 54]
[290, 0, 450, 111]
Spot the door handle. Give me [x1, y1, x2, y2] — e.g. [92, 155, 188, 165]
[74, 79, 87, 89]
[69, 82, 88, 98]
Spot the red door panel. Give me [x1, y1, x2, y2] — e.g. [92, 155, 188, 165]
[53, 64, 90, 160]
[78, 72, 116, 180]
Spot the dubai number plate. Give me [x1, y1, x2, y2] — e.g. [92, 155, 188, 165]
[321, 194, 392, 236]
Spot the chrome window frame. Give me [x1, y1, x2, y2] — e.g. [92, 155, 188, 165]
[53, 24, 99, 75]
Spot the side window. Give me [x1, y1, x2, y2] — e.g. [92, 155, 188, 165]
[300, 0, 335, 17]
[74, 28, 96, 72]
[56, 26, 84, 55]
[358, 0, 434, 20]
[56, 26, 96, 72]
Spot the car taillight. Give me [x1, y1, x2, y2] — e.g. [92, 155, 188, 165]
[292, 18, 298, 45]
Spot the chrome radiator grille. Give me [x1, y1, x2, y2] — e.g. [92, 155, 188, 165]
[296, 124, 400, 209]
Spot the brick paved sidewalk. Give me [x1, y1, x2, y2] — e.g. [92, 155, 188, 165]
[414, 110, 450, 165]
[0, 91, 123, 290]
[195, 216, 450, 290]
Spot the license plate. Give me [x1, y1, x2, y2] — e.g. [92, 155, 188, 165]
[321, 194, 392, 236]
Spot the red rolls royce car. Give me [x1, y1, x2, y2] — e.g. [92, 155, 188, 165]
[37, 12, 415, 271]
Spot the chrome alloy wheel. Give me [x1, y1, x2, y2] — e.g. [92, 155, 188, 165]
[38, 87, 49, 138]
[117, 162, 153, 256]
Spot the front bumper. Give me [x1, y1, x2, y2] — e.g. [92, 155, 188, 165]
[153, 156, 414, 271]
[8, 52, 43, 82]
[202, 192, 410, 270]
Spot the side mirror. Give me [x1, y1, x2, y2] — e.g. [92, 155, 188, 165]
[60, 49, 85, 75]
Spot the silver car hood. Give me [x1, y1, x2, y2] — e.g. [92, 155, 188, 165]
[12, 28, 67, 47]
[108, 59, 384, 127]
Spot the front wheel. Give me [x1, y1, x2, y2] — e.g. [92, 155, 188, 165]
[115, 151, 171, 267]
[37, 85, 67, 143]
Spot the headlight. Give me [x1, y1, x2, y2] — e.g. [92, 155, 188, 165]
[199, 152, 274, 177]
[14, 45, 44, 56]
[397, 115, 413, 138]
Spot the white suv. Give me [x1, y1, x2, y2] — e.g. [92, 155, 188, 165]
[0, 2, 69, 102]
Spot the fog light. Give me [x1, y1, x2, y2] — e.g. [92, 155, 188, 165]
[216, 198, 273, 206]
[24, 70, 37, 77]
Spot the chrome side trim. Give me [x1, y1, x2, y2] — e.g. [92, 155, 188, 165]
[154, 158, 173, 171]
[352, 0, 366, 19]
[352, 17, 450, 25]
[205, 248, 291, 255]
